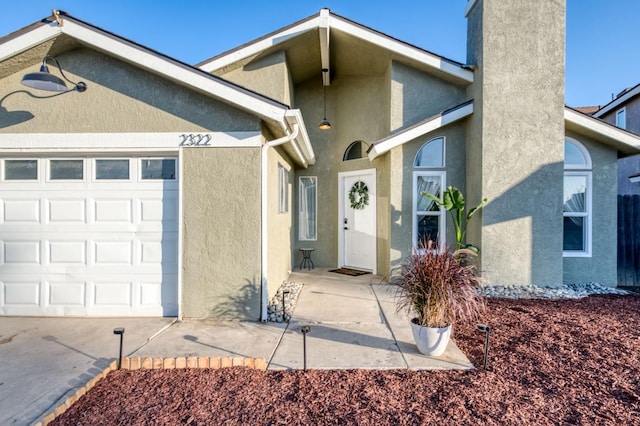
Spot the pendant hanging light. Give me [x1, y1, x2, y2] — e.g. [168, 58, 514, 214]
[318, 69, 331, 130]
[22, 55, 87, 93]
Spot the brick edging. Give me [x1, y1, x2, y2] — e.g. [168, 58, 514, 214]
[36, 356, 267, 426]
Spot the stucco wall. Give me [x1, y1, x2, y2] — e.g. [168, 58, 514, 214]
[0, 48, 258, 133]
[293, 73, 390, 269]
[390, 61, 467, 131]
[181, 148, 262, 319]
[267, 147, 295, 297]
[466, 0, 566, 286]
[216, 51, 294, 106]
[389, 124, 467, 267]
[563, 132, 618, 286]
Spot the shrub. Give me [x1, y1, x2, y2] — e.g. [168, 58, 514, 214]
[394, 245, 485, 328]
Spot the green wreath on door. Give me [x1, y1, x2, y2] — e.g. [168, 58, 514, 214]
[349, 181, 369, 210]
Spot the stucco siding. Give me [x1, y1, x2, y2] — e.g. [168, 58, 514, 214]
[0, 48, 259, 133]
[181, 148, 262, 319]
[563, 132, 618, 286]
[467, 0, 566, 286]
[215, 51, 293, 106]
[390, 61, 467, 132]
[293, 74, 389, 268]
[267, 147, 295, 297]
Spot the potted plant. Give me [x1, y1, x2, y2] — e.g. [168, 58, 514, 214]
[394, 243, 485, 356]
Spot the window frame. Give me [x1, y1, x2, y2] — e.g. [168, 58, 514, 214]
[47, 158, 85, 182]
[563, 139, 592, 257]
[277, 163, 289, 214]
[3, 158, 39, 181]
[616, 108, 626, 129]
[93, 158, 131, 181]
[413, 170, 447, 249]
[298, 176, 317, 241]
[413, 137, 446, 168]
[139, 158, 177, 181]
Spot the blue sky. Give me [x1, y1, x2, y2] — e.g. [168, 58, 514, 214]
[2, 1, 638, 108]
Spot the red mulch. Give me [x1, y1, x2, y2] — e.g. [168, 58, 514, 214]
[52, 295, 640, 425]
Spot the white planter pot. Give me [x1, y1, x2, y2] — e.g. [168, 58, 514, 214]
[410, 320, 451, 356]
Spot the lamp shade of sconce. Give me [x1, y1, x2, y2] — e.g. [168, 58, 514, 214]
[21, 56, 87, 93]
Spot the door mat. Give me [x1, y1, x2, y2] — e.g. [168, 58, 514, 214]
[329, 268, 371, 276]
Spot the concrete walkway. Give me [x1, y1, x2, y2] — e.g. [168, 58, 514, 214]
[0, 269, 472, 425]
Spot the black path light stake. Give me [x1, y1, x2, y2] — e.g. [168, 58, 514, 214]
[301, 326, 311, 371]
[282, 290, 290, 322]
[477, 324, 491, 370]
[113, 327, 125, 370]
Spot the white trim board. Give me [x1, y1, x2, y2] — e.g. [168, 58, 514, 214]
[0, 132, 262, 152]
[564, 108, 640, 155]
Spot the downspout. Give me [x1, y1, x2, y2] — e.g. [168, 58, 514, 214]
[260, 123, 300, 321]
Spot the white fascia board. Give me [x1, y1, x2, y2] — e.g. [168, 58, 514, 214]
[198, 18, 320, 73]
[0, 23, 60, 61]
[630, 174, 640, 183]
[368, 102, 474, 160]
[60, 20, 288, 123]
[329, 18, 473, 84]
[565, 108, 640, 152]
[285, 109, 316, 167]
[593, 85, 640, 118]
[319, 9, 330, 85]
[0, 131, 262, 153]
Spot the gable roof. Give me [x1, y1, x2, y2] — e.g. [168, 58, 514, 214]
[565, 106, 640, 156]
[593, 83, 640, 118]
[197, 8, 474, 86]
[0, 10, 315, 166]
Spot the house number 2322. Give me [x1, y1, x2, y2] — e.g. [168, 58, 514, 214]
[179, 134, 212, 146]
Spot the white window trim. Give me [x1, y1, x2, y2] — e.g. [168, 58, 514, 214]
[563, 171, 592, 257]
[46, 158, 86, 182]
[93, 158, 132, 182]
[564, 137, 592, 169]
[413, 171, 446, 249]
[413, 137, 446, 168]
[2, 158, 40, 182]
[138, 157, 178, 181]
[298, 176, 317, 241]
[277, 163, 289, 214]
[616, 108, 627, 129]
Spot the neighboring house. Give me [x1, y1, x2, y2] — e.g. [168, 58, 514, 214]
[1, 0, 640, 320]
[592, 84, 640, 195]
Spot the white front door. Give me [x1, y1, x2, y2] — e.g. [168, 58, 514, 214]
[340, 169, 376, 272]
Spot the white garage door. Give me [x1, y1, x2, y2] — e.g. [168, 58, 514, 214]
[0, 156, 178, 317]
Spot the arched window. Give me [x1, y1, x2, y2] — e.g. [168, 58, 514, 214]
[343, 140, 369, 161]
[414, 137, 445, 168]
[563, 138, 592, 256]
[413, 137, 446, 248]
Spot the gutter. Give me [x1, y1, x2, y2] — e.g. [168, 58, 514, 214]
[260, 123, 300, 321]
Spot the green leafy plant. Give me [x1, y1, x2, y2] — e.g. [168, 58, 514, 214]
[394, 243, 485, 328]
[424, 186, 488, 251]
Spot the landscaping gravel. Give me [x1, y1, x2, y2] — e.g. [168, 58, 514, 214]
[52, 294, 640, 425]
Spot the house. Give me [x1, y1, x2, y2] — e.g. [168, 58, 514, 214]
[591, 84, 640, 195]
[1, 0, 640, 320]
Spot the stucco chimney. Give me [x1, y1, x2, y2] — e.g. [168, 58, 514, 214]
[465, 0, 566, 286]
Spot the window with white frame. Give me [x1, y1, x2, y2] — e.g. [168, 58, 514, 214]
[563, 138, 592, 256]
[413, 137, 446, 248]
[616, 108, 626, 129]
[278, 163, 289, 213]
[299, 176, 317, 240]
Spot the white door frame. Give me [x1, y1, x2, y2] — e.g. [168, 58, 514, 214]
[338, 168, 377, 274]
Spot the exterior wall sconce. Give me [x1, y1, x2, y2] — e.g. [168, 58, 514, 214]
[318, 69, 331, 130]
[22, 55, 87, 93]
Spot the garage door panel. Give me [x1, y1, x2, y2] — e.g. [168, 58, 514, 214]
[94, 199, 133, 223]
[48, 281, 86, 306]
[4, 240, 41, 264]
[93, 282, 132, 306]
[3, 281, 41, 305]
[141, 197, 178, 223]
[94, 241, 133, 265]
[47, 199, 87, 223]
[4, 199, 41, 223]
[48, 241, 87, 264]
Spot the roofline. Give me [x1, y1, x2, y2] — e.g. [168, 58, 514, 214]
[593, 83, 640, 118]
[368, 100, 474, 160]
[1, 11, 293, 122]
[198, 9, 474, 85]
[565, 106, 640, 155]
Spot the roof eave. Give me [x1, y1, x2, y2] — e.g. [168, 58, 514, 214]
[565, 107, 640, 156]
